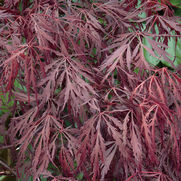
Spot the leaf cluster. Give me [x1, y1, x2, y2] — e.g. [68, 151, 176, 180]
[0, 0, 181, 180]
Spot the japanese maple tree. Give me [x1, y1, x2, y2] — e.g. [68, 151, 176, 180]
[0, 0, 181, 180]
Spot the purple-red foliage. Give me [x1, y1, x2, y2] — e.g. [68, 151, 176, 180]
[0, 0, 181, 180]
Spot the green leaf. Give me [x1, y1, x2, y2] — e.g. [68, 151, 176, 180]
[76, 172, 84, 180]
[170, 0, 181, 8]
[0, 135, 4, 143]
[0, 92, 14, 115]
[142, 37, 159, 66]
[166, 37, 181, 67]
[142, 35, 181, 68]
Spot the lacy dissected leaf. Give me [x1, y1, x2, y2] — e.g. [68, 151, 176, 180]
[38, 55, 97, 116]
[9, 109, 72, 179]
[78, 111, 132, 180]
[132, 68, 181, 172]
[0, 0, 181, 180]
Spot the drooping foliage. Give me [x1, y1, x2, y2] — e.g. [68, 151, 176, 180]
[0, 0, 181, 180]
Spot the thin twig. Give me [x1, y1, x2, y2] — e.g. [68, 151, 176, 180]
[0, 160, 16, 176]
[0, 145, 14, 149]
